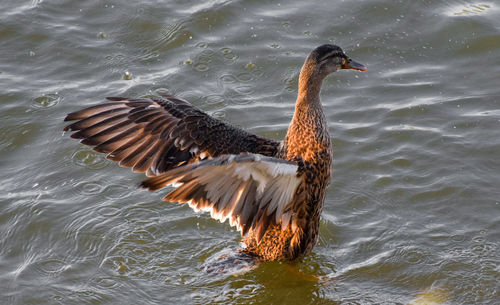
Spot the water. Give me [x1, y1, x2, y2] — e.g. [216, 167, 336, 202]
[1, 1, 499, 304]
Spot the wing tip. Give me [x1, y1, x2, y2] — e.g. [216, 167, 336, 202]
[139, 176, 167, 191]
[106, 96, 127, 101]
[64, 113, 80, 122]
[139, 180, 153, 191]
[69, 132, 84, 140]
[80, 138, 98, 145]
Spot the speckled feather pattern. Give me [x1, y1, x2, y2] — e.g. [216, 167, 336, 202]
[64, 44, 359, 262]
[64, 94, 279, 176]
[242, 98, 332, 260]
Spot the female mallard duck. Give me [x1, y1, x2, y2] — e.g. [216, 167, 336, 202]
[64, 44, 366, 261]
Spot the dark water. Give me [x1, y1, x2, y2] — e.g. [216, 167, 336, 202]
[1, 1, 499, 304]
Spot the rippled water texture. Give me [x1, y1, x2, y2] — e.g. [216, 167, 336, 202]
[1, 1, 499, 304]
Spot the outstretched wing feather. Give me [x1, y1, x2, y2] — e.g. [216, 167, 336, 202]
[140, 153, 303, 239]
[64, 95, 279, 176]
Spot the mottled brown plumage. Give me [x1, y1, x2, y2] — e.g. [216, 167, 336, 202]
[64, 44, 366, 261]
[64, 95, 278, 175]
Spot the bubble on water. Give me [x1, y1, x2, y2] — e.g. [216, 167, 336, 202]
[123, 71, 132, 80]
[235, 85, 254, 96]
[220, 74, 237, 84]
[153, 87, 170, 96]
[203, 94, 225, 105]
[220, 47, 238, 60]
[212, 110, 226, 120]
[195, 42, 207, 48]
[32, 93, 61, 108]
[103, 184, 130, 199]
[194, 62, 209, 72]
[95, 277, 117, 288]
[96, 206, 121, 217]
[237, 72, 254, 82]
[75, 181, 103, 196]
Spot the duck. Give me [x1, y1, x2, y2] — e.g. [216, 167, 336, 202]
[64, 44, 366, 261]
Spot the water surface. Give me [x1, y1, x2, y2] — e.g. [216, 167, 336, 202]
[0, 0, 499, 304]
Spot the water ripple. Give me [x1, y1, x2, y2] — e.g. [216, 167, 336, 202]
[71, 148, 110, 170]
[1, 0, 499, 303]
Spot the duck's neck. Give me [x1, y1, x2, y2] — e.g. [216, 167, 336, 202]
[296, 60, 324, 106]
[283, 60, 330, 161]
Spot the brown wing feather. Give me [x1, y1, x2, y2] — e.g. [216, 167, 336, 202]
[64, 95, 279, 176]
[140, 153, 304, 241]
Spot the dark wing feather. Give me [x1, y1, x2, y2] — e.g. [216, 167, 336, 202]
[140, 153, 305, 241]
[64, 95, 279, 176]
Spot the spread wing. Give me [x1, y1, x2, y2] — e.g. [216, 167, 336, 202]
[64, 95, 279, 176]
[140, 153, 305, 241]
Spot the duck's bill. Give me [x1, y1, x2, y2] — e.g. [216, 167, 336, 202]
[343, 59, 367, 71]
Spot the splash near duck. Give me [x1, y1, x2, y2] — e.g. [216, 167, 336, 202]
[64, 45, 366, 261]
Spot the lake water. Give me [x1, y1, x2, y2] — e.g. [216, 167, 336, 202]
[1, 1, 499, 304]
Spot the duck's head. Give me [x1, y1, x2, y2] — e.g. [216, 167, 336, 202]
[308, 44, 367, 77]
